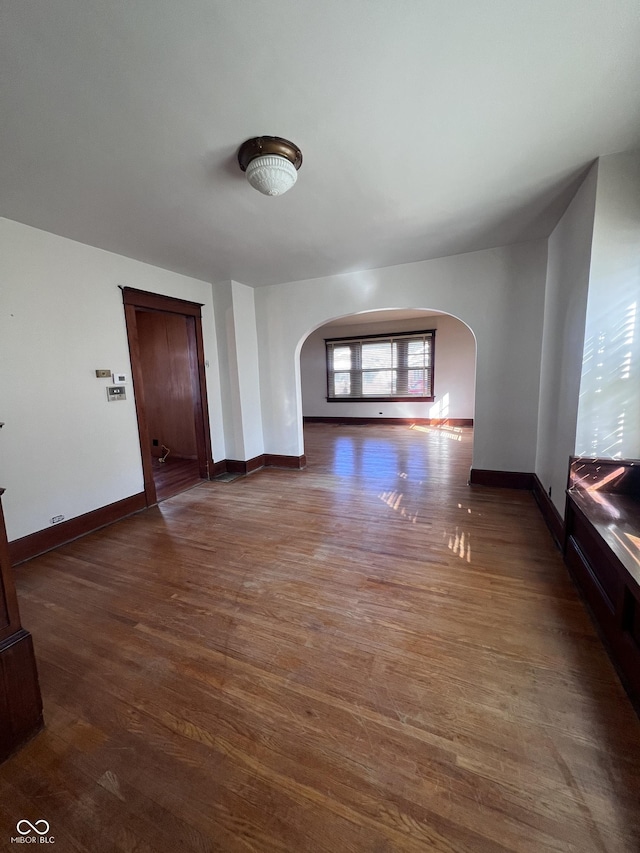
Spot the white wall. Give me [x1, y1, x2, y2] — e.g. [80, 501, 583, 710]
[300, 313, 475, 420]
[255, 240, 548, 471]
[231, 282, 264, 460]
[213, 280, 264, 461]
[0, 218, 225, 541]
[0, 218, 566, 543]
[576, 150, 640, 459]
[212, 281, 238, 459]
[535, 165, 598, 515]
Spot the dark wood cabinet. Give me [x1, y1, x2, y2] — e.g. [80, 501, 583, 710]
[0, 488, 43, 762]
[564, 458, 640, 710]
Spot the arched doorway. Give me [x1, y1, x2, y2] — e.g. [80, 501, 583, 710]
[299, 309, 476, 506]
[297, 308, 477, 474]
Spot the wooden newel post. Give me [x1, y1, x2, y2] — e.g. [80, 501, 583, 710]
[0, 488, 43, 762]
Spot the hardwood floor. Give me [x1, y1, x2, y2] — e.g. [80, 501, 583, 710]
[152, 456, 202, 502]
[1, 424, 639, 852]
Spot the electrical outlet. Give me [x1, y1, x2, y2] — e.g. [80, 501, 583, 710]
[51, 515, 65, 524]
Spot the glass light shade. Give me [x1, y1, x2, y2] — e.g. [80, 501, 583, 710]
[245, 154, 298, 196]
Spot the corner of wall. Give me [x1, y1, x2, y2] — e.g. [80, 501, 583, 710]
[534, 163, 598, 516]
[211, 279, 265, 461]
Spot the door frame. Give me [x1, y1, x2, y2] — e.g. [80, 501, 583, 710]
[122, 287, 214, 506]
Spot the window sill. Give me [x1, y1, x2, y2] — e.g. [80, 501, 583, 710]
[326, 396, 435, 403]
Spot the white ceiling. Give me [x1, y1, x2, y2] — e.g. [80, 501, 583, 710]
[2, 1, 639, 287]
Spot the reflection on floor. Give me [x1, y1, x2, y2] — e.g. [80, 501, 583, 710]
[152, 456, 201, 502]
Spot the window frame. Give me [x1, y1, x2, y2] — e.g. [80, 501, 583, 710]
[325, 329, 436, 403]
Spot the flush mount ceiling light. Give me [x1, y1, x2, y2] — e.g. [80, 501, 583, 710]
[237, 136, 303, 197]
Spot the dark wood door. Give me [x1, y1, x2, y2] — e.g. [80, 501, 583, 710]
[136, 311, 199, 461]
[123, 288, 214, 506]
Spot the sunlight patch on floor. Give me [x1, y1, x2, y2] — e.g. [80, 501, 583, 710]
[377, 489, 419, 522]
[444, 525, 471, 562]
[410, 424, 462, 441]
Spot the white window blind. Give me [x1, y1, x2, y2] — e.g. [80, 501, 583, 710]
[326, 330, 435, 401]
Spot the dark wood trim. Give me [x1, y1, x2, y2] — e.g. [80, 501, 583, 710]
[0, 490, 20, 636]
[121, 287, 204, 316]
[186, 314, 215, 479]
[124, 302, 157, 505]
[264, 454, 307, 469]
[532, 474, 565, 549]
[564, 485, 640, 713]
[9, 492, 146, 566]
[226, 456, 265, 475]
[226, 459, 254, 475]
[212, 460, 228, 477]
[304, 417, 473, 427]
[567, 454, 640, 493]
[0, 629, 44, 763]
[431, 329, 436, 406]
[224, 455, 306, 474]
[0, 489, 43, 764]
[468, 469, 534, 489]
[245, 455, 265, 474]
[226, 460, 244, 474]
[325, 328, 436, 343]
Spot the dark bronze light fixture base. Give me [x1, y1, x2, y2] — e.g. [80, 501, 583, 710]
[237, 136, 303, 172]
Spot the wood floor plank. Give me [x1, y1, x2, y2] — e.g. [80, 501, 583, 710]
[1, 424, 639, 852]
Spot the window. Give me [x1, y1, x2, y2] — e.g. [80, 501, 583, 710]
[326, 330, 435, 401]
